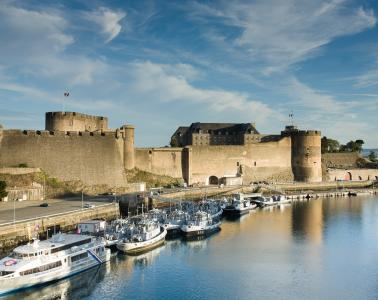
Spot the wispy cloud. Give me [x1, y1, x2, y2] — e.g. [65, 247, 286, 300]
[128, 61, 279, 124]
[84, 7, 126, 43]
[189, 0, 376, 74]
[354, 65, 378, 87]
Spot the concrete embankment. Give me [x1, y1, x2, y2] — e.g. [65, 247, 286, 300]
[275, 180, 375, 192]
[0, 203, 119, 251]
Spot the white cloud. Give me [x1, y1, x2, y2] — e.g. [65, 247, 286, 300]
[0, 3, 111, 86]
[354, 68, 378, 87]
[0, 3, 73, 59]
[129, 61, 278, 124]
[190, 0, 376, 74]
[84, 7, 126, 43]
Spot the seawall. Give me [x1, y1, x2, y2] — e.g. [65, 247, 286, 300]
[0, 203, 119, 250]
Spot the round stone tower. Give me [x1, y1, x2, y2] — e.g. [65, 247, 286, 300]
[291, 130, 322, 182]
[121, 125, 135, 170]
[45, 112, 108, 132]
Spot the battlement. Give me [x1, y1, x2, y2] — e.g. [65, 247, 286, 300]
[46, 111, 107, 121]
[2, 129, 119, 139]
[294, 130, 321, 136]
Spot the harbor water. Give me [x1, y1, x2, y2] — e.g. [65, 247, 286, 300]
[2, 195, 378, 300]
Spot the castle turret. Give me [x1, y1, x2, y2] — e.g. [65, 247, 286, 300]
[290, 130, 322, 182]
[45, 112, 108, 132]
[121, 125, 135, 170]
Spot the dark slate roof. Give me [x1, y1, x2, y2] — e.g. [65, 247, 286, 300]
[188, 122, 259, 134]
[172, 126, 189, 136]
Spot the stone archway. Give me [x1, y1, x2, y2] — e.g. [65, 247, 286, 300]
[209, 176, 219, 185]
[344, 172, 352, 181]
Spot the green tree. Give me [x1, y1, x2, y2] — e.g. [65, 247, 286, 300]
[368, 151, 377, 162]
[321, 136, 340, 153]
[355, 140, 364, 152]
[0, 181, 8, 198]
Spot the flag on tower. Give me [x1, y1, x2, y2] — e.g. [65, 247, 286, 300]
[64, 92, 70, 97]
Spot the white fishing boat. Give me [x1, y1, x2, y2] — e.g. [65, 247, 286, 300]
[181, 211, 221, 237]
[117, 220, 167, 255]
[223, 193, 257, 216]
[0, 233, 110, 296]
[201, 200, 223, 218]
[163, 209, 188, 236]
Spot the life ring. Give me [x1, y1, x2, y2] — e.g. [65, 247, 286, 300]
[4, 259, 17, 266]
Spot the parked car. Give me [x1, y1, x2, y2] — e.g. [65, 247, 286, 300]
[84, 203, 95, 208]
[40, 203, 49, 207]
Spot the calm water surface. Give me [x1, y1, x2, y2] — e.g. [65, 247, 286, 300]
[2, 196, 378, 300]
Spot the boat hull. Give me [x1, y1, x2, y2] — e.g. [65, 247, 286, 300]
[117, 228, 167, 255]
[181, 222, 221, 238]
[222, 207, 250, 216]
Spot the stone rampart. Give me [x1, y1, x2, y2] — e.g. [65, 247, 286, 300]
[322, 152, 360, 169]
[135, 147, 184, 178]
[327, 168, 378, 181]
[0, 130, 126, 186]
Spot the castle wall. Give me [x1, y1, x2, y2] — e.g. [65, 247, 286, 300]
[45, 112, 108, 132]
[189, 136, 293, 185]
[0, 130, 126, 186]
[135, 148, 183, 178]
[326, 168, 378, 181]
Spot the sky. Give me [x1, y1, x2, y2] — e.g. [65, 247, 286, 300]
[0, 0, 377, 147]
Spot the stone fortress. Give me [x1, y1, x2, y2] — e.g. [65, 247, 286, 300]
[0, 111, 326, 187]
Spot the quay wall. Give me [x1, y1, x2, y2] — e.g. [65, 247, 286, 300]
[0, 203, 119, 250]
[0, 130, 126, 186]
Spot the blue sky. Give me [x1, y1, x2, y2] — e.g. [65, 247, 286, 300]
[0, 0, 377, 147]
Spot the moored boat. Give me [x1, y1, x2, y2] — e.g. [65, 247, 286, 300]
[223, 193, 257, 216]
[117, 220, 167, 255]
[181, 211, 221, 237]
[0, 233, 110, 296]
[163, 209, 188, 237]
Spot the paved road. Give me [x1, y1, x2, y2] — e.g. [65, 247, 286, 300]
[0, 197, 113, 225]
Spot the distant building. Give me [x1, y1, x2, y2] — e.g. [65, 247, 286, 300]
[171, 122, 260, 146]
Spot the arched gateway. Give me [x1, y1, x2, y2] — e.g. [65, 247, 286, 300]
[208, 176, 219, 185]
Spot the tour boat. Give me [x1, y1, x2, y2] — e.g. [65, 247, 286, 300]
[163, 209, 188, 236]
[0, 233, 110, 296]
[222, 193, 257, 216]
[117, 220, 167, 255]
[181, 211, 221, 237]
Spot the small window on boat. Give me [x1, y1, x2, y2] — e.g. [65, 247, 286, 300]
[71, 252, 88, 262]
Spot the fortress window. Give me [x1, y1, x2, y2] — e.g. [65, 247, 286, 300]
[90, 132, 94, 136]
[254, 161, 257, 166]
[23, 130, 27, 135]
[236, 162, 240, 166]
[36, 130, 41, 135]
[149, 150, 152, 155]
